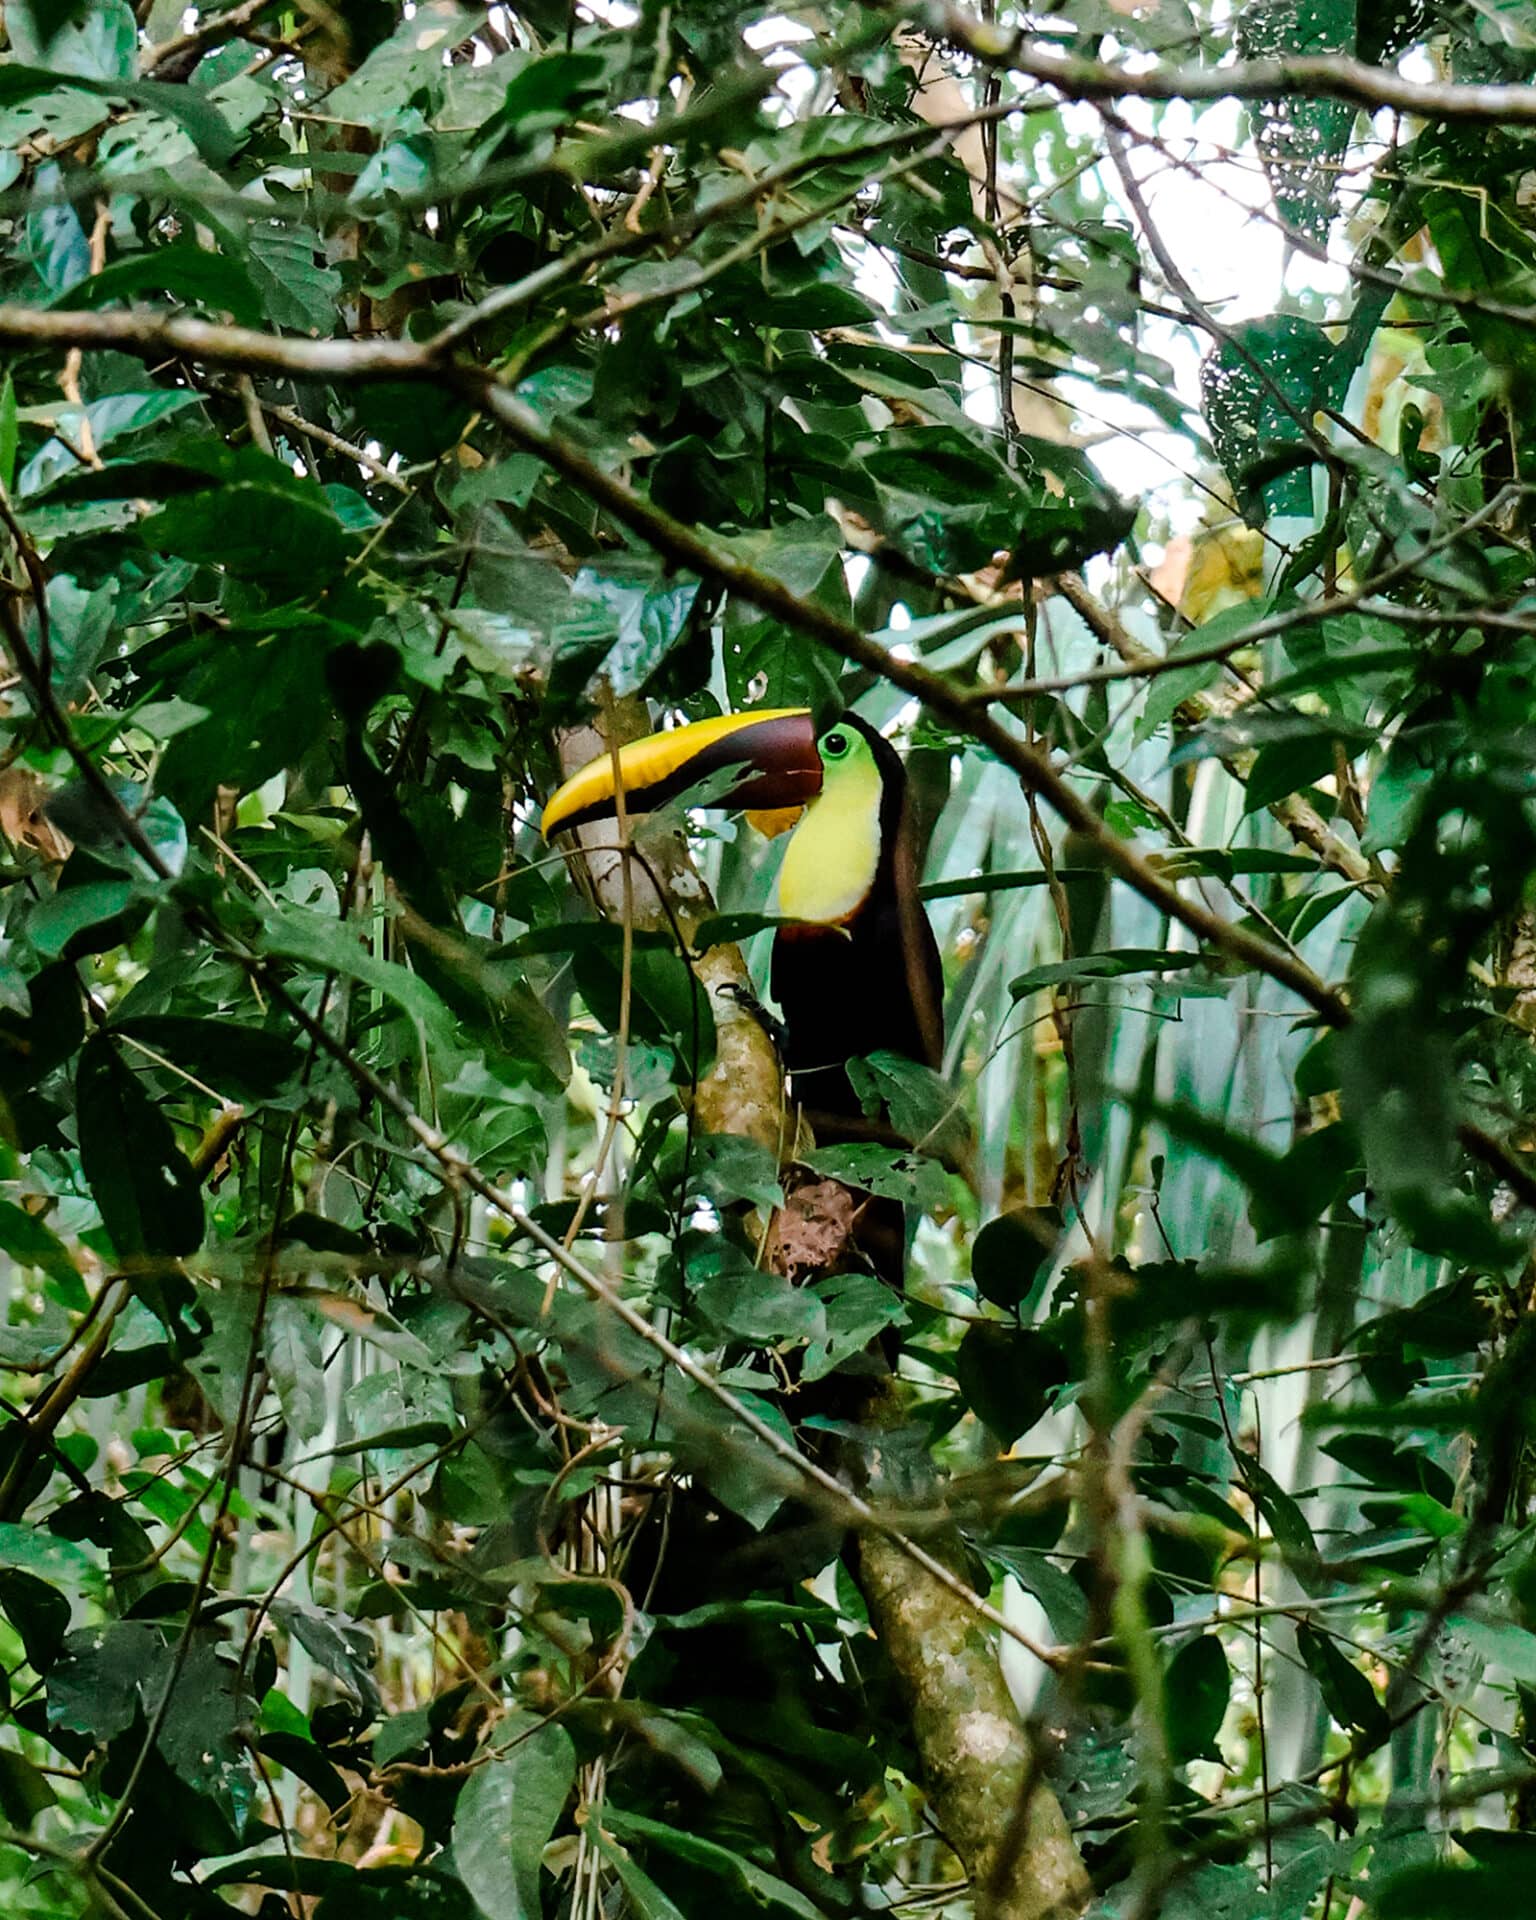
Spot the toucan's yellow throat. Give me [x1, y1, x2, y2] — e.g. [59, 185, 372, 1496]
[776, 722, 884, 926]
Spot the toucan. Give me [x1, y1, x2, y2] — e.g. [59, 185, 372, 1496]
[540, 706, 943, 1131]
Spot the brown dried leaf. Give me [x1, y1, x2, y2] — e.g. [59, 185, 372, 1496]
[0, 767, 70, 862]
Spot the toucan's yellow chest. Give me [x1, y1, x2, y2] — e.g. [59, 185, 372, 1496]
[776, 755, 883, 925]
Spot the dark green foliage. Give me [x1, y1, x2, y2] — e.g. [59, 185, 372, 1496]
[0, 0, 1529, 1915]
[1165, 1635, 1230, 1764]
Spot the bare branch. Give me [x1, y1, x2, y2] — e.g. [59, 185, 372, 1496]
[931, 6, 1536, 128]
[141, 0, 282, 75]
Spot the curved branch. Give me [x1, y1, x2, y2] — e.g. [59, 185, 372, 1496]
[931, 7, 1536, 127]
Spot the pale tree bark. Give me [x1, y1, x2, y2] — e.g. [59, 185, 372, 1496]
[858, 1529, 1091, 1920]
[553, 698, 785, 1150]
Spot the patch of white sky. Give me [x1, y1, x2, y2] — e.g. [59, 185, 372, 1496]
[722, 15, 1409, 547]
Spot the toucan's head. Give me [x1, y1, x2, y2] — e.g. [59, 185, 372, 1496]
[541, 707, 905, 927]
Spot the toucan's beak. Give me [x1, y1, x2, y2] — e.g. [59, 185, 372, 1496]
[541, 708, 822, 840]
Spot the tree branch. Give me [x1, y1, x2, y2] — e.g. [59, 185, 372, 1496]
[858, 1528, 1090, 1920]
[0, 298, 1348, 1024]
[930, 6, 1536, 127]
[141, 0, 286, 76]
[1051, 572, 1375, 890]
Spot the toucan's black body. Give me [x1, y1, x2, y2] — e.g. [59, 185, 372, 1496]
[769, 716, 942, 1123]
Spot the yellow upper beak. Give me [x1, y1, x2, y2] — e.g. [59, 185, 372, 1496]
[541, 708, 822, 839]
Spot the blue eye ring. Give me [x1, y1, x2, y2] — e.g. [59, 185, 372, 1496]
[822, 730, 850, 759]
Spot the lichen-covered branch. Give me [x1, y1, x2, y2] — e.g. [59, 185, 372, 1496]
[857, 1530, 1090, 1920]
[552, 700, 784, 1149]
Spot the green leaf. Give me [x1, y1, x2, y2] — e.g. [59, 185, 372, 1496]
[26, 877, 139, 959]
[264, 1295, 327, 1446]
[570, 938, 714, 1082]
[1242, 734, 1337, 812]
[146, 476, 353, 586]
[1202, 315, 1356, 522]
[568, 565, 701, 698]
[1237, 0, 1356, 242]
[259, 906, 458, 1056]
[690, 1245, 823, 1346]
[1010, 950, 1202, 997]
[8, 0, 135, 79]
[48, 1621, 163, 1741]
[20, 391, 202, 498]
[858, 424, 1130, 578]
[802, 1271, 907, 1380]
[0, 1526, 94, 1589]
[154, 1637, 249, 1813]
[0, 374, 16, 494]
[373, 1703, 433, 1769]
[75, 1034, 203, 1259]
[1165, 1635, 1230, 1764]
[452, 1718, 576, 1920]
[1153, 1862, 1272, 1920]
[110, 1015, 305, 1101]
[800, 1143, 947, 1211]
[1296, 1622, 1388, 1739]
[24, 163, 89, 292]
[1372, 1861, 1533, 1919]
[260, 1731, 351, 1814]
[0, 1199, 77, 1288]
[985, 1546, 1088, 1642]
[0, 1568, 70, 1673]
[954, 1322, 1066, 1444]
[689, 1133, 784, 1210]
[848, 1051, 968, 1158]
[245, 222, 343, 332]
[271, 1601, 380, 1720]
[602, 1808, 822, 1920]
[691, 912, 801, 949]
[0, 1749, 56, 1826]
[313, 1881, 466, 1920]
[0, 65, 237, 162]
[919, 868, 1079, 901]
[1449, 1614, 1536, 1685]
[57, 240, 264, 327]
[972, 1208, 1060, 1315]
[1236, 1449, 1324, 1596]
[343, 1372, 456, 1481]
[590, 1825, 687, 1920]
[324, 3, 482, 125]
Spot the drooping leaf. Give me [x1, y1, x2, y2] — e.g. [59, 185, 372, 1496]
[452, 1718, 576, 1920]
[1296, 1622, 1388, 1740]
[1165, 1634, 1230, 1764]
[75, 1034, 203, 1260]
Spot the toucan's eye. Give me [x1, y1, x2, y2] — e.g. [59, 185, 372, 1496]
[822, 730, 849, 759]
